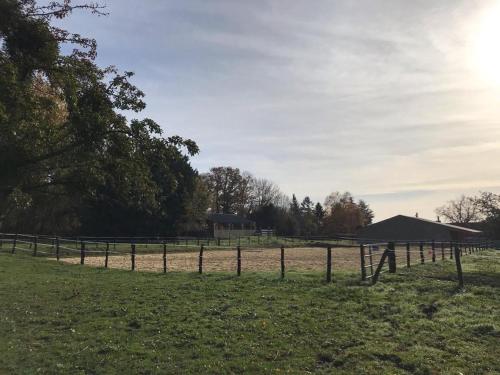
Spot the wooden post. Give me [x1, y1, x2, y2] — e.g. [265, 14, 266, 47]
[454, 245, 464, 289]
[163, 242, 167, 273]
[280, 245, 285, 279]
[406, 242, 410, 268]
[388, 242, 396, 273]
[419, 242, 424, 264]
[104, 242, 109, 268]
[56, 237, 60, 261]
[372, 249, 389, 285]
[237, 246, 241, 276]
[431, 240, 436, 263]
[11, 234, 17, 254]
[80, 241, 85, 265]
[441, 242, 445, 261]
[468, 244, 472, 255]
[33, 236, 38, 257]
[198, 245, 204, 274]
[326, 246, 332, 282]
[131, 243, 136, 271]
[360, 244, 366, 281]
[450, 241, 453, 259]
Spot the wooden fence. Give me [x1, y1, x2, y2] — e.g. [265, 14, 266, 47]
[359, 240, 492, 288]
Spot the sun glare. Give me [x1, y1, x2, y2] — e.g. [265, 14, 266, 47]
[474, 3, 500, 85]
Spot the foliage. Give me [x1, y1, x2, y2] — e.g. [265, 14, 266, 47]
[202, 166, 252, 215]
[322, 192, 373, 234]
[0, 0, 202, 235]
[435, 195, 482, 224]
[1, 252, 499, 373]
[436, 192, 500, 238]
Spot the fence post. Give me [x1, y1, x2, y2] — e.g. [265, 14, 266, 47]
[454, 245, 464, 289]
[80, 241, 85, 265]
[33, 236, 38, 257]
[131, 243, 136, 271]
[11, 234, 17, 254]
[104, 242, 109, 268]
[388, 242, 396, 273]
[326, 246, 332, 282]
[441, 242, 445, 261]
[237, 246, 241, 276]
[56, 237, 60, 261]
[406, 242, 410, 268]
[360, 244, 366, 281]
[419, 242, 424, 264]
[163, 241, 167, 273]
[450, 241, 453, 259]
[280, 245, 285, 279]
[431, 240, 436, 263]
[199, 245, 204, 274]
[372, 248, 389, 285]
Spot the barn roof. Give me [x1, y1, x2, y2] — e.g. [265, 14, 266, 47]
[207, 213, 254, 225]
[376, 215, 482, 233]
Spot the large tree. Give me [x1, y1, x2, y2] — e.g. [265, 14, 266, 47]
[0, 0, 200, 235]
[435, 195, 482, 224]
[203, 167, 252, 214]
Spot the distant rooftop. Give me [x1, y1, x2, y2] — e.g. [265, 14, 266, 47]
[387, 215, 482, 233]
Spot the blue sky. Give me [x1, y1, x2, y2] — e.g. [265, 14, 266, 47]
[58, 0, 500, 221]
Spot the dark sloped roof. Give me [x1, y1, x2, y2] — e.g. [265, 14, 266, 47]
[379, 215, 482, 233]
[207, 213, 254, 225]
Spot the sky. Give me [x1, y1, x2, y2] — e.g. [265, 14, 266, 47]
[57, 0, 500, 221]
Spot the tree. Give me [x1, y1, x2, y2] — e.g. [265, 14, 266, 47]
[314, 202, 325, 223]
[358, 200, 374, 226]
[435, 195, 482, 224]
[290, 194, 300, 217]
[474, 192, 500, 238]
[203, 167, 252, 214]
[322, 191, 369, 235]
[248, 177, 282, 212]
[0, 0, 200, 235]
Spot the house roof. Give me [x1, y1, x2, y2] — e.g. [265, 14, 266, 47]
[207, 213, 254, 225]
[376, 215, 482, 233]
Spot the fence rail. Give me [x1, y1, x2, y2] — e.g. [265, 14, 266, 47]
[359, 240, 493, 288]
[1, 233, 495, 288]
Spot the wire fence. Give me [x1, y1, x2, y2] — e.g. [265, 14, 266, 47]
[1, 233, 496, 288]
[360, 240, 496, 287]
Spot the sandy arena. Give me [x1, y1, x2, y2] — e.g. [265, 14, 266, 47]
[57, 245, 437, 273]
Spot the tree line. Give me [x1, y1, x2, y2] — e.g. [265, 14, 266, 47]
[435, 192, 500, 238]
[201, 167, 374, 236]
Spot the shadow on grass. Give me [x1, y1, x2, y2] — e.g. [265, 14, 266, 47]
[421, 271, 500, 289]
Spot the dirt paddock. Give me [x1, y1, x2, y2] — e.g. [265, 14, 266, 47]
[57, 245, 436, 273]
[58, 247, 361, 273]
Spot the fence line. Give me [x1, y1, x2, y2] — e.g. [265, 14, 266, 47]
[0, 233, 495, 287]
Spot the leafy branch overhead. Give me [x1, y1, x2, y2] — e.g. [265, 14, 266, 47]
[0, 0, 202, 235]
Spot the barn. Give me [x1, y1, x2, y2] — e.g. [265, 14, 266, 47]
[207, 213, 256, 238]
[358, 215, 482, 242]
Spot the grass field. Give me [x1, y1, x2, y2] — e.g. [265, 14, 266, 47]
[1, 251, 500, 374]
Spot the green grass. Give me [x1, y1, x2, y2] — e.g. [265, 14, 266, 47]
[1, 251, 499, 374]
